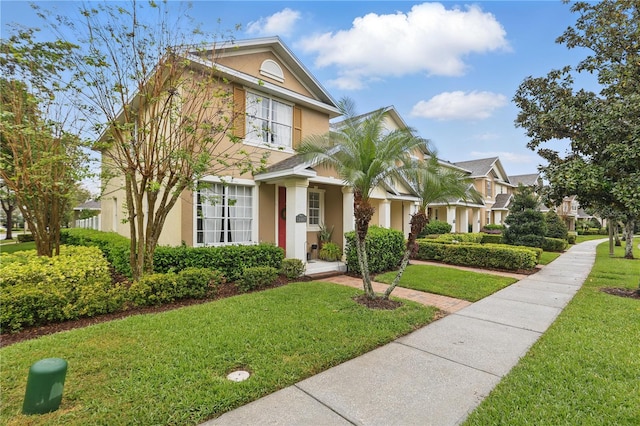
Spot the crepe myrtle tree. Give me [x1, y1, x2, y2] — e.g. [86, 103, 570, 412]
[513, 0, 639, 259]
[36, 1, 267, 279]
[298, 99, 428, 300]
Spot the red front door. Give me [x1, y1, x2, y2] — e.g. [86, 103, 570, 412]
[278, 186, 286, 250]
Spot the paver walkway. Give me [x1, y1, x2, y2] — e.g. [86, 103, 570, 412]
[203, 240, 603, 426]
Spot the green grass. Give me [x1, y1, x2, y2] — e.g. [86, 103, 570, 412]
[0, 241, 36, 254]
[575, 234, 608, 243]
[539, 250, 561, 265]
[0, 282, 436, 425]
[464, 242, 640, 425]
[374, 265, 517, 302]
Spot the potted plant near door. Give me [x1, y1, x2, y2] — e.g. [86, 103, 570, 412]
[317, 223, 333, 250]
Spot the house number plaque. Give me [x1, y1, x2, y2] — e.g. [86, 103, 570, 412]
[296, 214, 307, 223]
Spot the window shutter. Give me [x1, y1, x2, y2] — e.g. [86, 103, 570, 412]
[233, 86, 246, 139]
[293, 106, 302, 147]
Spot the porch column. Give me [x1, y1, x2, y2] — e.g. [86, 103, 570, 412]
[472, 208, 481, 232]
[285, 179, 309, 262]
[446, 206, 457, 232]
[402, 202, 416, 237]
[342, 186, 355, 251]
[379, 199, 391, 228]
[458, 207, 469, 233]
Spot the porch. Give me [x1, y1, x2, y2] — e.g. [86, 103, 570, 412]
[305, 259, 347, 277]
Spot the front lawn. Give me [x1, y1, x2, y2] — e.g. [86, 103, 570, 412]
[538, 251, 561, 265]
[374, 264, 517, 302]
[464, 242, 640, 425]
[0, 282, 436, 425]
[0, 241, 36, 254]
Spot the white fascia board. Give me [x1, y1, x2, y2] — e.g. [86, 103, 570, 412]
[186, 54, 341, 117]
[387, 194, 420, 202]
[308, 175, 348, 186]
[254, 168, 317, 182]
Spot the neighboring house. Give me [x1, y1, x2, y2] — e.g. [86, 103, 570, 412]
[557, 195, 579, 231]
[73, 200, 101, 230]
[453, 157, 515, 227]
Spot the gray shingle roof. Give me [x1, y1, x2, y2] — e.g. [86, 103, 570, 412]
[452, 157, 498, 177]
[492, 193, 512, 210]
[510, 173, 540, 187]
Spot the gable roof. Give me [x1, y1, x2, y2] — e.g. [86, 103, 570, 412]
[74, 200, 101, 211]
[492, 193, 512, 210]
[187, 37, 341, 118]
[453, 156, 511, 183]
[510, 173, 541, 187]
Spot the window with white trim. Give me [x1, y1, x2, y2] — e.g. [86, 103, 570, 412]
[245, 91, 293, 148]
[307, 189, 324, 230]
[196, 183, 253, 245]
[486, 180, 492, 198]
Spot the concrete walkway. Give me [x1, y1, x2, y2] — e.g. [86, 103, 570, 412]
[203, 240, 602, 426]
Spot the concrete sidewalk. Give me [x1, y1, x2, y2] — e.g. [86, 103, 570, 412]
[203, 240, 602, 426]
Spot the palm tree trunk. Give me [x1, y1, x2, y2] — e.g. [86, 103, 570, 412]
[384, 210, 428, 299]
[353, 191, 376, 299]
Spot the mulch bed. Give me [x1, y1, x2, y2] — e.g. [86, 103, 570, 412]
[600, 287, 640, 299]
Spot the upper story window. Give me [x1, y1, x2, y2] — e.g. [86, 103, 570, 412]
[245, 91, 293, 148]
[486, 180, 492, 198]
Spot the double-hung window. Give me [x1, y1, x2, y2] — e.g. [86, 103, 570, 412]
[486, 180, 492, 198]
[196, 183, 253, 245]
[245, 91, 293, 148]
[307, 189, 324, 231]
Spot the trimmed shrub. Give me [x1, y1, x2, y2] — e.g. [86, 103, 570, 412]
[280, 258, 305, 280]
[16, 234, 35, 242]
[483, 224, 505, 231]
[414, 240, 538, 271]
[542, 237, 568, 252]
[129, 273, 181, 306]
[237, 266, 279, 292]
[345, 226, 405, 275]
[436, 233, 484, 244]
[481, 234, 503, 244]
[154, 243, 284, 281]
[0, 245, 125, 332]
[567, 233, 577, 244]
[61, 228, 132, 277]
[177, 267, 224, 299]
[318, 242, 342, 261]
[417, 220, 452, 238]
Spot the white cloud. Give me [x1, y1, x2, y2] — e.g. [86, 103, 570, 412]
[470, 151, 535, 164]
[411, 91, 507, 120]
[298, 2, 508, 89]
[246, 8, 301, 37]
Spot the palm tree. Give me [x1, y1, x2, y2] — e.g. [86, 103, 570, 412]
[383, 156, 480, 298]
[297, 99, 428, 299]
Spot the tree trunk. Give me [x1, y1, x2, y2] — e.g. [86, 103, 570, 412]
[609, 218, 614, 257]
[383, 210, 428, 299]
[3, 206, 14, 240]
[353, 191, 376, 299]
[623, 218, 634, 259]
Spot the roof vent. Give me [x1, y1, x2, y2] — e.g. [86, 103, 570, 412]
[260, 59, 284, 83]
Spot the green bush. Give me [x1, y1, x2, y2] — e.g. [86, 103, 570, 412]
[318, 242, 342, 261]
[128, 267, 224, 306]
[545, 211, 569, 240]
[0, 245, 125, 332]
[16, 234, 35, 242]
[542, 237, 568, 252]
[345, 226, 405, 275]
[414, 240, 538, 271]
[154, 243, 284, 281]
[280, 258, 305, 280]
[436, 233, 484, 243]
[237, 266, 279, 292]
[567, 233, 577, 244]
[61, 228, 132, 277]
[483, 224, 505, 231]
[481, 234, 503, 244]
[417, 220, 452, 238]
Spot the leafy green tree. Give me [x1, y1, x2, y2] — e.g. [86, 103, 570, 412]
[513, 0, 639, 259]
[545, 210, 569, 240]
[298, 100, 428, 300]
[384, 155, 480, 298]
[503, 186, 547, 248]
[36, 1, 264, 279]
[0, 30, 89, 256]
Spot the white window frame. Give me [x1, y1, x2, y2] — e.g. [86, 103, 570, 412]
[307, 188, 325, 232]
[194, 178, 257, 247]
[486, 180, 492, 198]
[244, 90, 293, 151]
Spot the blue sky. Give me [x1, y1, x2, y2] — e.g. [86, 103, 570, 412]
[2, 1, 597, 179]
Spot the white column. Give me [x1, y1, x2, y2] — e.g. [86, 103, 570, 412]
[458, 208, 469, 234]
[472, 208, 481, 232]
[252, 182, 260, 243]
[446, 206, 457, 232]
[379, 199, 391, 228]
[342, 186, 354, 250]
[402, 202, 415, 237]
[285, 179, 309, 262]
[495, 211, 503, 225]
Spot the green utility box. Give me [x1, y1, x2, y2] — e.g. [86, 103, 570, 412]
[22, 358, 68, 415]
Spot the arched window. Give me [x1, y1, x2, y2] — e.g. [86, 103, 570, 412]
[259, 59, 284, 83]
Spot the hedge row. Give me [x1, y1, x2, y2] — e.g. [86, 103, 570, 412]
[542, 237, 568, 252]
[344, 226, 405, 275]
[128, 268, 224, 307]
[1, 246, 126, 332]
[62, 229, 285, 280]
[414, 240, 538, 271]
